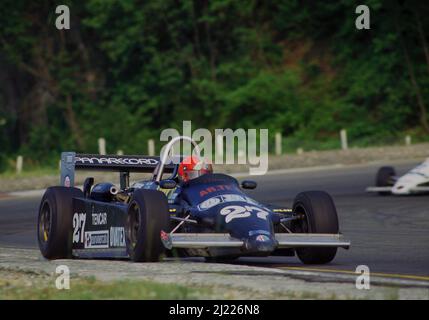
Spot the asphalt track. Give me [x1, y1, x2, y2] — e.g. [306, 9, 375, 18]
[0, 161, 428, 282]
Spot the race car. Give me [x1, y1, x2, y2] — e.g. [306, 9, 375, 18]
[366, 158, 429, 195]
[37, 136, 350, 264]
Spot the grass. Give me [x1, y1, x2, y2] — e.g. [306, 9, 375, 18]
[0, 272, 210, 300]
[0, 167, 58, 179]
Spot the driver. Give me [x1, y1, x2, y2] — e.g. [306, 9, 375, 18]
[178, 156, 213, 183]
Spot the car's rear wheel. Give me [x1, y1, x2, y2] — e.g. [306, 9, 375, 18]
[376, 166, 396, 195]
[125, 189, 170, 262]
[37, 186, 83, 259]
[292, 191, 339, 264]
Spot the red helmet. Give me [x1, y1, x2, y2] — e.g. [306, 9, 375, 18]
[178, 156, 213, 182]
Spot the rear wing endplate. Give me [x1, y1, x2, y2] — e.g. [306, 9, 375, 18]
[60, 152, 176, 188]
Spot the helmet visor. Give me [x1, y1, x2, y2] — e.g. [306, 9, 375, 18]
[186, 167, 212, 181]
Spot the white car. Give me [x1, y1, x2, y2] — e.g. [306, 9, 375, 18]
[366, 158, 429, 195]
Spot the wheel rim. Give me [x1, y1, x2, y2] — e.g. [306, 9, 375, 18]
[39, 201, 51, 244]
[127, 201, 141, 249]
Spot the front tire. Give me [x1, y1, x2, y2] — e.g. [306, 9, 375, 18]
[37, 186, 83, 259]
[125, 189, 170, 262]
[292, 191, 339, 264]
[376, 166, 396, 195]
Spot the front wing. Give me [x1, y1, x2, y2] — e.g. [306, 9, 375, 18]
[166, 233, 350, 249]
[366, 186, 429, 194]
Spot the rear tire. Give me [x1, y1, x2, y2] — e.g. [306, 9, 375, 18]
[125, 189, 170, 262]
[37, 186, 83, 259]
[292, 191, 339, 264]
[376, 166, 396, 195]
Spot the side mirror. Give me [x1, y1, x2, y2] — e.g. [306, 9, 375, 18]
[241, 180, 257, 189]
[159, 179, 177, 189]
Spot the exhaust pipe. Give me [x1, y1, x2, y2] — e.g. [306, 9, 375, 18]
[110, 186, 118, 195]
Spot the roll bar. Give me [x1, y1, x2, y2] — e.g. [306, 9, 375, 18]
[156, 136, 201, 182]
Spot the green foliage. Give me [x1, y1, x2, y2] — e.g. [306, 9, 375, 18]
[0, 0, 428, 169]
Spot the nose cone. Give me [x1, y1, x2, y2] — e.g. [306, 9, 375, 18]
[244, 234, 277, 255]
[392, 174, 426, 195]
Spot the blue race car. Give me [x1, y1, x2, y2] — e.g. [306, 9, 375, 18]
[37, 136, 350, 264]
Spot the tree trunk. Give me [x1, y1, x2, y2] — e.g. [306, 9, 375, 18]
[395, 18, 429, 133]
[203, 0, 217, 81]
[65, 94, 85, 150]
[414, 10, 429, 74]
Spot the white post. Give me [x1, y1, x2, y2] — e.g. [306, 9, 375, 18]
[148, 139, 155, 156]
[117, 150, 124, 155]
[405, 135, 411, 146]
[340, 129, 348, 150]
[16, 155, 23, 174]
[275, 132, 282, 156]
[296, 148, 304, 155]
[216, 134, 223, 157]
[98, 137, 106, 155]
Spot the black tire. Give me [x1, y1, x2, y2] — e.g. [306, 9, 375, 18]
[37, 186, 83, 259]
[376, 166, 396, 195]
[292, 191, 339, 264]
[125, 189, 170, 262]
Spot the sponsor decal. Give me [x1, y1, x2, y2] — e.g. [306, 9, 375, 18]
[197, 194, 261, 211]
[75, 156, 158, 166]
[160, 230, 169, 241]
[109, 227, 125, 247]
[255, 234, 270, 242]
[84, 230, 109, 249]
[64, 176, 71, 187]
[198, 196, 222, 210]
[167, 190, 179, 204]
[91, 212, 107, 226]
[160, 230, 172, 249]
[199, 184, 235, 197]
[133, 181, 157, 189]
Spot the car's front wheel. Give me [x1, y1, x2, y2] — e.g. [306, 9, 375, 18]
[37, 186, 83, 259]
[125, 189, 170, 262]
[376, 166, 396, 195]
[292, 191, 339, 264]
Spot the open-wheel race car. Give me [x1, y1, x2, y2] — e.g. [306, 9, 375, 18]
[38, 136, 350, 264]
[366, 159, 429, 195]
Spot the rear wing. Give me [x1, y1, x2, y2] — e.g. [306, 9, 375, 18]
[60, 152, 176, 188]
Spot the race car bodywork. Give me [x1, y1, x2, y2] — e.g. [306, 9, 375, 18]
[37, 136, 350, 264]
[366, 159, 429, 195]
